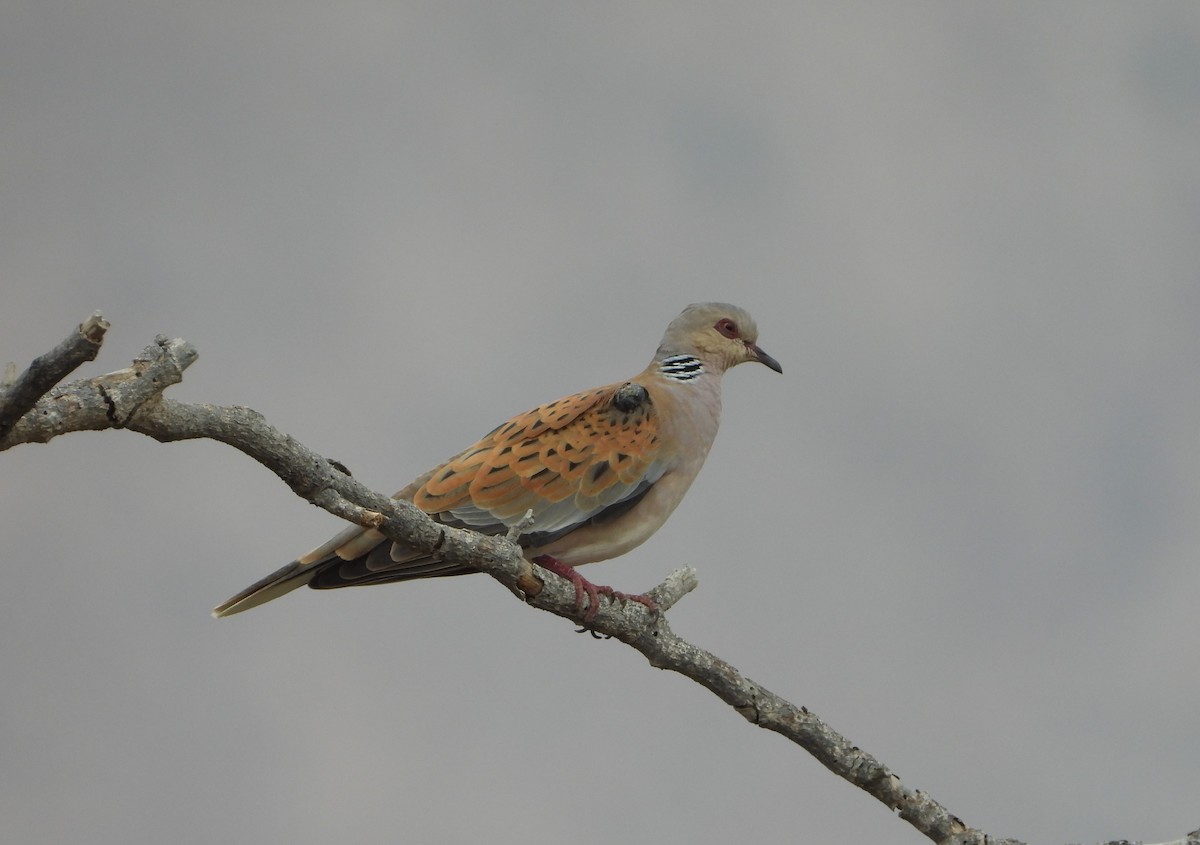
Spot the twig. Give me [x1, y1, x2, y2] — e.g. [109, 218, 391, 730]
[0, 311, 109, 438]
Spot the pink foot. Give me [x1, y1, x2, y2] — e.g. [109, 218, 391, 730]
[532, 555, 658, 622]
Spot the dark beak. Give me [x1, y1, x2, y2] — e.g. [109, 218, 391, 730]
[749, 342, 783, 374]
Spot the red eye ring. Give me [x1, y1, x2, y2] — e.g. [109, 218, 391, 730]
[715, 318, 739, 338]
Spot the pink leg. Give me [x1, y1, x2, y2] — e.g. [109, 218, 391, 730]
[532, 555, 658, 623]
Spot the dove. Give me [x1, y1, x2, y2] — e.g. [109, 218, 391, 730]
[213, 302, 781, 621]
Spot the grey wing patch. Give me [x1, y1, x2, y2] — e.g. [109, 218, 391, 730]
[305, 478, 659, 590]
[518, 478, 655, 547]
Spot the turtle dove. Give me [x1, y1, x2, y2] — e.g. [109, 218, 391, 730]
[213, 302, 781, 620]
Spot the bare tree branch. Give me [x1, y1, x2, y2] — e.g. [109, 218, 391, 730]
[4, 317, 1193, 845]
[0, 311, 109, 439]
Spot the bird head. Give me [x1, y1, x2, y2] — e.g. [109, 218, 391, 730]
[657, 302, 782, 375]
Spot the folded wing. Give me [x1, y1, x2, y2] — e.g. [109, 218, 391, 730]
[306, 380, 665, 589]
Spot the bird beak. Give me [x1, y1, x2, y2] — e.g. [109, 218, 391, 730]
[749, 342, 783, 373]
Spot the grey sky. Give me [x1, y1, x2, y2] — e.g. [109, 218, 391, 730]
[3, 3, 1200, 843]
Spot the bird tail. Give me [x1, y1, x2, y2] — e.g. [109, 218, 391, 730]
[210, 559, 319, 617]
[211, 524, 377, 618]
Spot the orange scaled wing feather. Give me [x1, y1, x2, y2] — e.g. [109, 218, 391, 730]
[413, 382, 662, 536]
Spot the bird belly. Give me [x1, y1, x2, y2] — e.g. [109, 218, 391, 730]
[526, 470, 694, 566]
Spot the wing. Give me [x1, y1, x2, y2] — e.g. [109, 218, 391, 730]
[308, 380, 665, 588]
[417, 380, 662, 536]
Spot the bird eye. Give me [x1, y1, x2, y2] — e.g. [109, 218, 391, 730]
[715, 318, 739, 338]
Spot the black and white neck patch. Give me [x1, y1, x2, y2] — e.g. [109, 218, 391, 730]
[658, 354, 705, 381]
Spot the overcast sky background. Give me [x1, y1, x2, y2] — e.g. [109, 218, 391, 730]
[3, 3, 1200, 844]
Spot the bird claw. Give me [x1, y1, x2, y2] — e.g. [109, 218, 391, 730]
[593, 584, 659, 619]
[532, 555, 659, 623]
